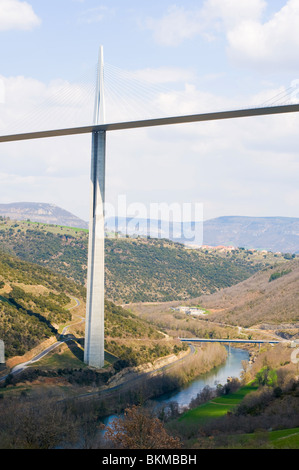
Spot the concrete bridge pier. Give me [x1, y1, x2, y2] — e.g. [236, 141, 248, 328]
[84, 130, 106, 368]
[84, 46, 106, 369]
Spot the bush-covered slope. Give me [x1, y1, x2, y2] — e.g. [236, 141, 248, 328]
[0, 249, 85, 358]
[0, 250, 185, 363]
[0, 218, 287, 303]
[198, 258, 299, 327]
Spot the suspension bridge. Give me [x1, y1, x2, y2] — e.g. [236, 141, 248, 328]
[1, 47, 299, 368]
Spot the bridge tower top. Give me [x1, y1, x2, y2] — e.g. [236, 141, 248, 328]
[93, 45, 105, 126]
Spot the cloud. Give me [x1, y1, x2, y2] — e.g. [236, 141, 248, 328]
[227, 0, 299, 70]
[0, 74, 94, 133]
[203, 0, 266, 30]
[0, 0, 41, 31]
[146, 6, 205, 46]
[146, 0, 266, 46]
[1, 69, 299, 221]
[129, 67, 196, 85]
[0, 73, 93, 218]
[78, 5, 112, 24]
[0, 77, 5, 103]
[104, 73, 299, 220]
[146, 1, 299, 71]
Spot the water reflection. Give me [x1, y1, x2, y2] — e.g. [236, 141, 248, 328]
[153, 346, 249, 408]
[102, 346, 249, 427]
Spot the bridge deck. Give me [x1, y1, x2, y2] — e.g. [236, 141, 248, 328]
[179, 338, 281, 344]
[1, 104, 299, 143]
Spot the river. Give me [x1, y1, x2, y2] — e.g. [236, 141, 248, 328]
[103, 346, 249, 426]
[153, 346, 249, 409]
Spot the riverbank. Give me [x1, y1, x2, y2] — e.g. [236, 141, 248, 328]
[152, 346, 249, 409]
[100, 345, 249, 434]
[60, 342, 228, 417]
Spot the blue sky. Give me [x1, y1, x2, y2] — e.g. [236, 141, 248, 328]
[1, 0, 299, 222]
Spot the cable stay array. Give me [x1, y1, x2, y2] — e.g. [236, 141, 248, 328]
[1, 61, 299, 142]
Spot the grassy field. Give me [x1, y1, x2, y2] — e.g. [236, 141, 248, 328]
[189, 426, 299, 449]
[214, 427, 299, 449]
[176, 378, 299, 449]
[31, 344, 118, 370]
[179, 384, 259, 425]
[1, 220, 88, 237]
[268, 428, 299, 449]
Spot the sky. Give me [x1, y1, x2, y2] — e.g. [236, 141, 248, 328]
[0, 0, 299, 222]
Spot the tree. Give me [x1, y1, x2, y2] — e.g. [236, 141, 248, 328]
[256, 366, 277, 387]
[79, 410, 105, 449]
[105, 405, 181, 449]
[0, 394, 78, 449]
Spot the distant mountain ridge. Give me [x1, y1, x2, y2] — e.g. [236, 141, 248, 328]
[0, 202, 88, 229]
[106, 215, 299, 253]
[0, 203, 298, 253]
[203, 216, 299, 254]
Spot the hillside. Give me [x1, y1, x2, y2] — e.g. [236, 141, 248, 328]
[197, 258, 299, 328]
[0, 202, 88, 229]
[104, 239, 281, 303]
[0, 217, 289, 303]
[0, 249, 85, 358]
[0, 249, 185, 364]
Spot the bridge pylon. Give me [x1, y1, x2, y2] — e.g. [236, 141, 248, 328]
[84, 46, 106, 368]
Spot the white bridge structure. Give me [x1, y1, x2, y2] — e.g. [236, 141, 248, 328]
[1, 47, 299, 368]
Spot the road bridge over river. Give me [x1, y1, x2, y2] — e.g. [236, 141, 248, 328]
[179, 337, 281, 352]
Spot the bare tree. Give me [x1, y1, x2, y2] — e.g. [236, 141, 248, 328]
[104, 405, 181, 449]
[0, 393, 78, 449]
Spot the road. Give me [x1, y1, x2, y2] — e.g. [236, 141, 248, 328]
[0, 296, 82, 383]
[0, 294, 287, 389]
[1, 295, 195, 388]
[201, 318, 289, 344]
[63, 343, 197, 402]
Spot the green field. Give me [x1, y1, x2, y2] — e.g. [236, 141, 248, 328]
[268, 428, 299, 448]
[31, 346, 118, 370]
[177, 383, 299, 449]
[179, 384, 258, 425]
[220, 427, 299, 449]
[176, 383, 299, 449]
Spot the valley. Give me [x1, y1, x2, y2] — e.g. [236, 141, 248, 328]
[0, 216, 292, 302]
[0, 217, 298, 449]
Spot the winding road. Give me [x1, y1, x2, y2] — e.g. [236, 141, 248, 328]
[0, 296, 83, 383]
[0, 295, 284, 390]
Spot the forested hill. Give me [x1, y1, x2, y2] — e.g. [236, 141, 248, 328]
[104, 238, 285, 303]
[198, 258, 299, 328]
[0, 218, 291, 303]
[0, 249, 183, 363]
[0, 249, 85, 358]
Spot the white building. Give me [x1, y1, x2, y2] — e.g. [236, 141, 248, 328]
[171, 306, 207, 316]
